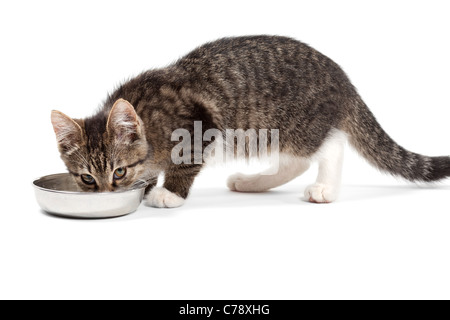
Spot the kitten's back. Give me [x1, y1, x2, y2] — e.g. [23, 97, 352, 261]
[176, 35, 354, 157]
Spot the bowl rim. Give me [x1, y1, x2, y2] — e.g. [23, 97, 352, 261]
[33, 173, 146, 195]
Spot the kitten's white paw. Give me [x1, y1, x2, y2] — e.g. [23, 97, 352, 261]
[305, 183, 338, 203]
[227, 173, 268, 192]
[145, 187, 185, 208]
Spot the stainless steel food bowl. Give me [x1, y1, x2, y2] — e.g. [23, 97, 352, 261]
[33, 173, 145, 218]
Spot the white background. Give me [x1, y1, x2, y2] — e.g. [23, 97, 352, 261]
[1, 0, 450, 299]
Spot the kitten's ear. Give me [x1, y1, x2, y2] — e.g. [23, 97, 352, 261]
[107, 99, 142, 143]
[51, 110, 84, 154]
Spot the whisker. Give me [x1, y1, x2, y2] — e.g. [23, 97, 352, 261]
[131, 179, 150, 189]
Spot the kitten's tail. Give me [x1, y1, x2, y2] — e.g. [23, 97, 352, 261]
[344, 95, 450, 182]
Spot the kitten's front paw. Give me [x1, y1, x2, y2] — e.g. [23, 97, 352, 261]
[145, 187, 185, 208]
[305, 183, 338, 203]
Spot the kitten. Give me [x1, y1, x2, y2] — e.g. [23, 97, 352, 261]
[51, 35, 450, 207]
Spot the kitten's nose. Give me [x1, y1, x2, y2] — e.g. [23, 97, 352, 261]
[99, 184, 115, 192]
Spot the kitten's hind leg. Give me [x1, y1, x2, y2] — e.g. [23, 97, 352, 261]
[305, 129, 346, 203]
[227, 156, 310, 192]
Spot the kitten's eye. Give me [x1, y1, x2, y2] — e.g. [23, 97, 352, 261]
[113, 167, 127, 180]
[81, 174, 96, 185]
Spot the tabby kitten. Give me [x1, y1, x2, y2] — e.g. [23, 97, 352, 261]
[51, 35, 450, 207]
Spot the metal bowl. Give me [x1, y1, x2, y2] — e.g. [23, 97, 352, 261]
[33, 173, 145, 218]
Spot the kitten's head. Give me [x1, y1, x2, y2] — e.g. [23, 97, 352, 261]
[51, 99, 150, 192]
